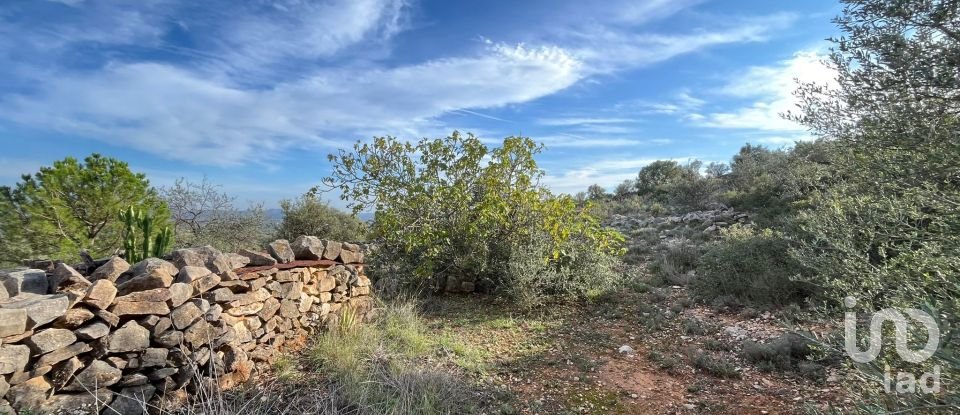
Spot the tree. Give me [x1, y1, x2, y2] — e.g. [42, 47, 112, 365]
[586, 184, 607, 200]
[275, 191, 367, 242]
[324, 131, 624, 298]
[160, 177, 268, 252]
[0, 154, 168, 262]
[789, 1, 959, 411]
[613, 180, 634, 200]
[635, 160, 684, 197]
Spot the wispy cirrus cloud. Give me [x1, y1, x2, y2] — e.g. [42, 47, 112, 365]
[697, 49, 835, 133]
[0, 0, 802, 168]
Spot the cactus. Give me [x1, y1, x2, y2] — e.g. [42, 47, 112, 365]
[119, 206, 173, 263]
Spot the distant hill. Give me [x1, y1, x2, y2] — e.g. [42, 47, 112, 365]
[264, 208, 373, 223]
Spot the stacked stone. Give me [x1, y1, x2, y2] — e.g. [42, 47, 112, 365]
[0, 236, 371, 415]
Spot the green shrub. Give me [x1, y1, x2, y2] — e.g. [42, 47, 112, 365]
[650, 238, 699, 286]
[325, 132, 624, 302]
[689, 350, 740, 378]
[275, 191, 367, 242]
[692, 225, 812, 306]
[503, 231, 622, 309]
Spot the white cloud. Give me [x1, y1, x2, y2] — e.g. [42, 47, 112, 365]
[698, 50, 836, 131]
[216, 0, 409, 75]
[537, 117, 634, 127]
[0, 0, 804, 169]
[0, 43, 583, 165]
[541, 155, 701, 195]
[568, 13, 797, 74]
[536, 134, 640, 149]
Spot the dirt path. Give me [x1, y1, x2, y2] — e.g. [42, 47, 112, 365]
[421, 288, 849, 414]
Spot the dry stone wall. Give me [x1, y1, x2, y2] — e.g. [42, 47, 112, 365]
[0, 236, 372, 415]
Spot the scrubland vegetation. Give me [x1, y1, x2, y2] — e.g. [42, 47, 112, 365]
[0, 0, 957, 413]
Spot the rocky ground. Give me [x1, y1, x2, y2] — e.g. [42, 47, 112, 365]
[422, 288, 850, 415]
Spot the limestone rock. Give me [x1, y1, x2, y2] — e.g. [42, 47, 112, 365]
[90, 256, 130, 282]
[126, 258, 178, 282]
[75, 321, 110, 340]
[0, 308, 28, 337]
[339, 243, 363, 263]
[93, 309, 120, 327]
[268, 239, 295, 263]
[52, 307, 95, 329]
[7, 376, 51, 411]
[39, 389, 113, 414]
[191, 273, 221, 295]
[116, 271, 174, 296]
[83, 279, 117, 310]
[171, 302, 203, 330]
[108, 321, 150, 353]
[141, 348, 168, 368]
[168, 282, 193, 308]
[36, 341, 91, 367]
[321, 240, 342, 260]
[183, 320, 217, 348]
[0, 344, 30, 374]
[291, 236, 324, 260]
[111, 301, 170, 317]
[50, 356, 83, 389]
[49, 263, 92, 295]
[169, 245, 220, 269]
[62, 360, 122, 391]
[115, 287, 172, 303]
[25, 328, 76, 355]
[238, 249, 277, 266]
[106, 384, 155, 415]
[176, 265, 211, 283]
[225, 253, 251, 270]
[1, 293, 70, 329]
[0, 269, 48, 296]
[257, 297, 280, 320]
[154, 330, 183, 348]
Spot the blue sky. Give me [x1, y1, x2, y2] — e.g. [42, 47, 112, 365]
[0, 0, 840, 208]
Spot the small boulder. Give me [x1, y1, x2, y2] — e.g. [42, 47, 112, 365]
[108, 321, 150, 353]
[0, 294, 70, 329]
[291, 236, 324, 260]
[49, 263, 92, 295]
[75, 321, 111, 340]
[126, 258, 178, 281]
[267, 240, 295, 264]
[0, 269, 48, 296]
[168, 282, 193, 308]
[225, 253, 251, 269]
[62, 359, 122, 391]
[82, 279, 117, 310]
[238, 249, 277, 266]
[0, 308, 28, 337]
[90, 256, 130, 282]
[52, 307, 95, 329]
[0, 344, 30, 374]
[24, 328, 76, 355]
[116, 271, 174, 296]
[321, 240, 342, 260]
[7, 376, 51, 411]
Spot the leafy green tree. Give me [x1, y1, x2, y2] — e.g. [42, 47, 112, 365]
[635, 160, 684, 198]
[586, 184, 607, 200]
[275, 191, 367, 242]
[789, 0, 959, 411]
[324, 131, 624, 298]
[0, 154, 169, 262]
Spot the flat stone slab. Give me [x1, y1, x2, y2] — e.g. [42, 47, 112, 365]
[0, 269, 48, 297]
[0, 294, 70, 329]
